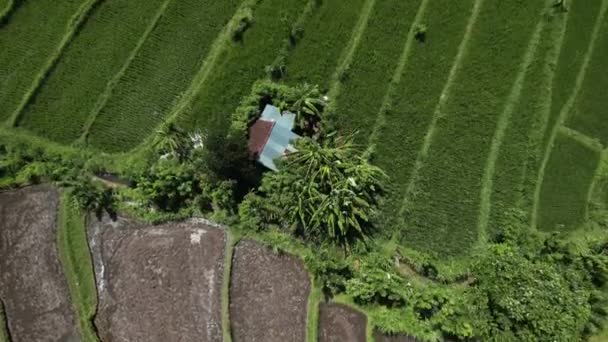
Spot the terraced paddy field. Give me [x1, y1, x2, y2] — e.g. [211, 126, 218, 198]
[318, 303, 367, 342]
[0, 186, 79, 341]
[1, 0, 608, 338]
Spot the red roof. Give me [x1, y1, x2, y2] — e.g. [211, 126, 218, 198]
[248, 120, 275, 156]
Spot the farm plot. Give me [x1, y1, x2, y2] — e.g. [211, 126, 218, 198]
[402, 0, 545, 257]
[487, 11, 567, 234]
[371, 0, 475, 224]
[283, 0, 367, 91]
[374, 331, 422, 342]
[181, 0, 309, 134]
[230, 240, 311, 342]
[86, 0, 241, 153]
[0, 186, 79, 342]
[537, 133, 600, 232]
[318, 303, 367, 342]
[542, 0, 604, 149]
[567, 18, 608, 146]
[0, 0, 94, 124]
[18, 0, 169, 144]
[88, 216, 226, 342]
[332, 0, 422, 145]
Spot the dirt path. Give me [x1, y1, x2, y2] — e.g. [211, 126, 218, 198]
[0, 186, 79, 342]
[230, 239, 311, 342]
[318, 303, 367, 342]
[88, 216, 226, 342]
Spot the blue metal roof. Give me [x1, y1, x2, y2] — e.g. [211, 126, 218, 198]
[258, 105, 300, 171]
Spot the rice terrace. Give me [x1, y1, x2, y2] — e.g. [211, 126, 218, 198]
[0, 0, 608, 340]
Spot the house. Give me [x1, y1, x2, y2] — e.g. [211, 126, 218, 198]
[248, 104, 300, 171]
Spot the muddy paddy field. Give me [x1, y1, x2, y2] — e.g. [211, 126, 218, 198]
[88, 216, 227, 342]
[0, 186, 79, 341]
[0, 185, 392, 342]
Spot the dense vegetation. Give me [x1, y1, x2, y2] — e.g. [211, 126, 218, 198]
[1, 0, 607, 340]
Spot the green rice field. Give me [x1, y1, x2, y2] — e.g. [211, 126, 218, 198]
[1, 0, 606, 262]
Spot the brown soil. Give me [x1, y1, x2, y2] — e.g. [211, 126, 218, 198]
[374, 331, 423, 342]
[0, 186, 79, 341]
[88, 215, 227, 342]
[230, 239, 311, 342]
[318, 302, 367, 342]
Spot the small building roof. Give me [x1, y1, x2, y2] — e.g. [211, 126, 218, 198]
[248, 104, 300, 171]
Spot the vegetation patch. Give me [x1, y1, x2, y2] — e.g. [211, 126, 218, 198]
[0, 0, 12, 21]
[0, 0, 94, 123]
[86, 0, 241, 152]
[331, 0, 421, 145]
[283, 0, 367, 91]
[18, 0, 169, 144]
[537, 133, 600, 232]
[57, 192, 100, 342]
[567, 18, 608, 146]
[403, 0, 546, 257]
[180, 0, 309, 134]
[371, 0, 475, 227]
[542, 0, 604, 149]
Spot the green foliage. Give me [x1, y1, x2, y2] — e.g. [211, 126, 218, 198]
[283, 0, 367, 90]
[332, 0, 420, 146]
[538, 134, 600, 231]
[64, 175, 117, 219]
[18, 0, 169, 144]
[242, 137, 386, 245]
[58, 193, 99, 342]
[87, 0, 242, 152]
[181, 0, 309, 135]
[566, 15, 608, 146]
[403, 0, 546, 257]
[472, 244, 592, 341]
[0, 0, 91, 123]
[371, 0, 474, 233]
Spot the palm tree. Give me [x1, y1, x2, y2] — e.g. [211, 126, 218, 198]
[154, 121, 190, 160]
[290, 84, 326, 136]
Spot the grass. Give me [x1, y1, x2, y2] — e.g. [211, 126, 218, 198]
[0, 0, 12, 21]
[221, 232, 239, 342]
[537, 133, 601, 232]
[402, 0, 545, 258]
[371, 0, 476, 228]
[179, 0, 310, 134]
[487, 12, 568, 235]
[86, 0, 242, 153]
[0, 0, 95, 124]
[17, 0, 170, 144]
[57, 192, 99, 342]
[306, 278, 322, 342]
[331, 0, 423, 146]
[283, 0, 367, 91]
[567, 17, 608, 146]
[541, 0, 604, 149]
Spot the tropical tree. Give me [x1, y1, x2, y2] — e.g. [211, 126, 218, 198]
[289, 83, 326, 136]
[153, 122, 191, 161]
[248, 136, 387, 245]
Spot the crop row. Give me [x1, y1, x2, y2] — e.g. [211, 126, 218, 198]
[86, 0, 242, 153]
[403, 0, 546, 258]
[541, 0, 604, 149]
[371, 0, 476, 228]
[18, 0, 169, 144]
[331, 0, 423, 146]
[179, 0, 310, 134]
[537, 133, 600, 231]
[567, 17, 608, 146]
[0, 0, 94, 123]
[486, 14, 567, 235]
[283, 0, 367, 91]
